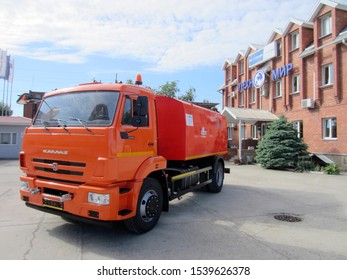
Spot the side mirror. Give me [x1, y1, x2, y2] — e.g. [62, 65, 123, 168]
[135, 96, 148, 116]
[16, 93, 42, 105]
[131, 96, 148, 127]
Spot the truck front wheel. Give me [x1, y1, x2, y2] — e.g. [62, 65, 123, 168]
[124, 178, 163, 234]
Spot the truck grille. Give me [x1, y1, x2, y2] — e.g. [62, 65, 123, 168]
[33, 158, 86, 177]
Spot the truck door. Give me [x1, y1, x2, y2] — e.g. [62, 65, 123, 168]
[116, 94, 156, 180]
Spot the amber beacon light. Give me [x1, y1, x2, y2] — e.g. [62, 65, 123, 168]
[135, 74, 143, 85]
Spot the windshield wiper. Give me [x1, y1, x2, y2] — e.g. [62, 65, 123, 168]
[40, 120, 51, 132]
[68, 117, 92, 133]
[52, 118, 69, 132]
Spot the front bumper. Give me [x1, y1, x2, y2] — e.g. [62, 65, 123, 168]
[20, 176, 141, 221]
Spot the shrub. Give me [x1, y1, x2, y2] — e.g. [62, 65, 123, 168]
[324, 164, 340, 175]
[255, 115, 308, 170]
[296, 155, 315, 172]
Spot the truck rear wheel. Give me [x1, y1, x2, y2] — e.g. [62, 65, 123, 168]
[124, 178, 163, 234]
[208, 159, 224, 193]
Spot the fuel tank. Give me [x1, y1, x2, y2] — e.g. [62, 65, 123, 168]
[155, 95, 227, 161]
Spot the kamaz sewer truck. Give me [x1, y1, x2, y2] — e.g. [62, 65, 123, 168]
[19, 75, 228, 234]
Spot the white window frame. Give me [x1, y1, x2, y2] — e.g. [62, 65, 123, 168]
[321, 13, 332, 37]
[322, 63, 333, 86]
[276, 39, 282, 57]
[0, 132, 17, 145]
[251, 125, 258, 139]
[292, 75, 300, 93]
[241, 125, 246, 139]
[250, 88, 256, 104]
[227, 126, 233, 140]
[293, 121, 303, 138]
[239, 60, 244, 75]
[322, 117, 337, 139]
[226, 66, 231, 81]
[291, 31, 299, 51]
[239, 91, 245, 106]
[226, 95, 231, 107]
[275, 80, 282, 97]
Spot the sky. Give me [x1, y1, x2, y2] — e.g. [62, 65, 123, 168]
[0, 0, 323, 116]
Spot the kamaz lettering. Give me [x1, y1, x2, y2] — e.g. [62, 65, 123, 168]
[42, 149, 68, 155]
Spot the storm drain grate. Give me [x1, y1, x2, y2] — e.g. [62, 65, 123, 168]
[274, 214, 302, 223]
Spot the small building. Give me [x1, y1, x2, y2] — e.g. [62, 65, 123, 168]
[0, 116, 32, 159]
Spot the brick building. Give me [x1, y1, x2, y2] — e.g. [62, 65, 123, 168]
[220, 0, 347, 170]
[16, 91, 45, 119]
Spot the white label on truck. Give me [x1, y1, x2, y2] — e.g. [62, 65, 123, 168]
[186, 114, 194, 126]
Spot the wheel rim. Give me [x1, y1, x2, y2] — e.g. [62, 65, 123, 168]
[140, 190, 160, 222]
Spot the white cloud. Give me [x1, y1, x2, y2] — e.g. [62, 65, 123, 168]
[0, 0, 318, 71]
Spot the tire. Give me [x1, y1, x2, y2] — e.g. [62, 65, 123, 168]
[124, 178, 163, 234]
[208, 159, 224, 193]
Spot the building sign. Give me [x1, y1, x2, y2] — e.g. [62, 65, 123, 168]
[238, 79, 253, 91]
[248, 42, 276, 68]
[253, 70, 266, 88]
[271, 63, 293, 81]
[237, 63, 293, 91]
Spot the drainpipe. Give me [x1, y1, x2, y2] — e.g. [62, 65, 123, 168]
[238, 119, 242, 162]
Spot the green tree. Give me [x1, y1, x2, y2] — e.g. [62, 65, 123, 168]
[154, 81, 180, 98]
[178, 86, 196, 102]
[255, 115, 308, 169]
[0, 102, 13, 116]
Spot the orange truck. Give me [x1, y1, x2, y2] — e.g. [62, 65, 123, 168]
[19, 75, 228, 234]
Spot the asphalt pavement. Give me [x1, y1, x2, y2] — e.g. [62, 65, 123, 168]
[1, 159, 347, 260]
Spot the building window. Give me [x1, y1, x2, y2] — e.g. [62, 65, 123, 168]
[292, 75, 300, 93]
[226, 94, 231, 107]
[239, 60, 244, 75]
[241, 125, 246, 139]
[323, 117, 337, 139]
[291, 31, 299, 51]
[293, 121, 303, 138]
[251, 125, 258, 139]
[322, 63, 333, 86]
[321, 13, 332, 37]
[261, 123, 268, 136]
[226, 67, 231, 81]
[0, 133, 17, 145]
[275, 80, 282, 97]
[276, 39, 282, 57]
[240, 92, 245, 106]
[250, 88, 256, 104]
[227, 126, 233, 140]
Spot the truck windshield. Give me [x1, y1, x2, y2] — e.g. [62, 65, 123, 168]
[33, 91, 119, 127]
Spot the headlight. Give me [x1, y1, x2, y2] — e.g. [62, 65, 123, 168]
[88, 192, 110, 205]
[21, 181, 29, 191]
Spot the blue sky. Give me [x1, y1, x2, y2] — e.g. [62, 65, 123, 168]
[0, 0, 322, 116]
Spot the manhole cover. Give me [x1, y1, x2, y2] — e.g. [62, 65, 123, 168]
[274, 214, 302, 222]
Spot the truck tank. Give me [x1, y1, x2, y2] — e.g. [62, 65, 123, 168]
[155, 95, 227, 161]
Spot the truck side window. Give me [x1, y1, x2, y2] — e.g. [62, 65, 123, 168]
[121, 97, 133, 125]
[122, 96, 149, 126]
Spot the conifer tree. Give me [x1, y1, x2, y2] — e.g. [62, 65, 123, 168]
[255, 115, 308, 169]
